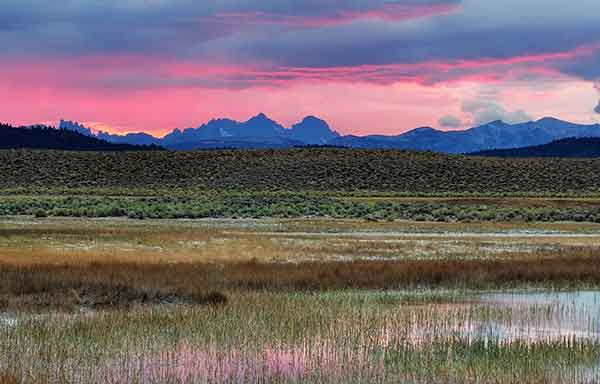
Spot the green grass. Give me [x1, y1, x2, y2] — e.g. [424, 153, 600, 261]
[4, 193, 600, 222]
[3, 143, 600, 384]
[3, 148, 600, 222]
[2, 218, 600, 383]
[2, 291, 599, 383]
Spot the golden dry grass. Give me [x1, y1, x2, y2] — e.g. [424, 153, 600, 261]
[2, 218, 600, 383]
[3, 248, 600, 311]
[2, 217, 600, 312]
[1, 219, 600, 269]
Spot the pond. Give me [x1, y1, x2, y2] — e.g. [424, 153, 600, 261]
[2, 290, 600, 383]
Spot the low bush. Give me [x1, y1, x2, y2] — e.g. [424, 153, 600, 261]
[3, 193, 600, 223]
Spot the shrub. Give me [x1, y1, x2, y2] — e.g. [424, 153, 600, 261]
[33, 209, 48, 218]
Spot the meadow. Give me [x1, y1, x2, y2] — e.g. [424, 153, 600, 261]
[1, 218, 600, 383]
[2, 149, 600, 383]
[4, 148, 600, 224]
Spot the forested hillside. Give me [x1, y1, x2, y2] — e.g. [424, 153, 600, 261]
[0, 124, 162, 151]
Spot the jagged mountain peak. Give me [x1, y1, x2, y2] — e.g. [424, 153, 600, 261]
[58, 115, 600, 153]
[293, 116, 329, 129]
[536, 116, 567, 124]
[476, 120, 510, 128]
[205, 118, 238, 125]
[246, 113, 274, 123]
[406, 126, 440, 134]
[299, 115, 325, 124]
[59, 119, 94, 137]
[290, 115, 339, 145]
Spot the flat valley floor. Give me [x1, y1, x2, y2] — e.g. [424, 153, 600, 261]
[2, 217, 600, 383]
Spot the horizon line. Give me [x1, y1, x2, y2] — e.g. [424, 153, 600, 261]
[5, 113, 600, 139]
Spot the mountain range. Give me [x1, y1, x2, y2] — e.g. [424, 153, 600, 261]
[59, 115, 600, 154]
[62, 114, 340, 150]
[328, 118, 600, 154]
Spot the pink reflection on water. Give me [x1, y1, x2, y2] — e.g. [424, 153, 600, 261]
[263, 345, 308, 379]
[101, 335, 388, 383]
[103, 342, 324, 383]
[98, 292, 600, 382]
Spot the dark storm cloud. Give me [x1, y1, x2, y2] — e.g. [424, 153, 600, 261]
[224, 26, 598, 67]
[0, 0, 460, 55]
[219, 0, 600, 83]
[1, 0, 599, 86]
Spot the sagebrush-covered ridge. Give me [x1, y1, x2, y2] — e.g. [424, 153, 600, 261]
[1, 148, 600, 194]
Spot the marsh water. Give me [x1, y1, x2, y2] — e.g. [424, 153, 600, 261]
[474, 291, 600, 382]
[475, 291, 600, 342]
[2, 290, 600, 383]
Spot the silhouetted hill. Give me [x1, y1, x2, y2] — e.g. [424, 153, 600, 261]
[0, 123, 162, 151]
[97, 131, 161, 146]
[166, 137, 306, 150]
[470, 137, 600, 158]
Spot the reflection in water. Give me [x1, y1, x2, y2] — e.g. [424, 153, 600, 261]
[475, 291, 600, 383]
[0, 316, 17, 328]
[477, 291, 600, 343]
[98, 291, 600, 383]
[6, 291, 595, 382]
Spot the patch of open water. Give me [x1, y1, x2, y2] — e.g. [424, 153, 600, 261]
[476, 291, 600, 342]
[0, 316, 17, 328]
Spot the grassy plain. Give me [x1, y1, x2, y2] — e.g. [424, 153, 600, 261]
[1, 218, 600, 383]
[2, 217, 600, 309]
[4, 148, 600, 222]
[2, 149, 600, 382]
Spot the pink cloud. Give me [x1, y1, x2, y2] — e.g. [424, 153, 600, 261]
[259, 43, 600, 86]
[1, 43, 598, 136]
[211, 3, 460, 29]
[338, 3, 460, 22]
[3, 42, 596, 94]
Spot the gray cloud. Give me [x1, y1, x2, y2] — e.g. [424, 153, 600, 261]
[439, 115, 462, 128]
[1, 0, 599, 87]
[462, 100, 532, 125]
[595, 81, 600, 114]
[204, 0, 600, 84]
[0, 0, 464, 61]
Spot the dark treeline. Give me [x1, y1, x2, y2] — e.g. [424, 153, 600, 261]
[471, 137, 600, 158]
[0, 123, 163, 151]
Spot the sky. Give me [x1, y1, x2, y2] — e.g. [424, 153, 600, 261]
[1, 0, 600, 136]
